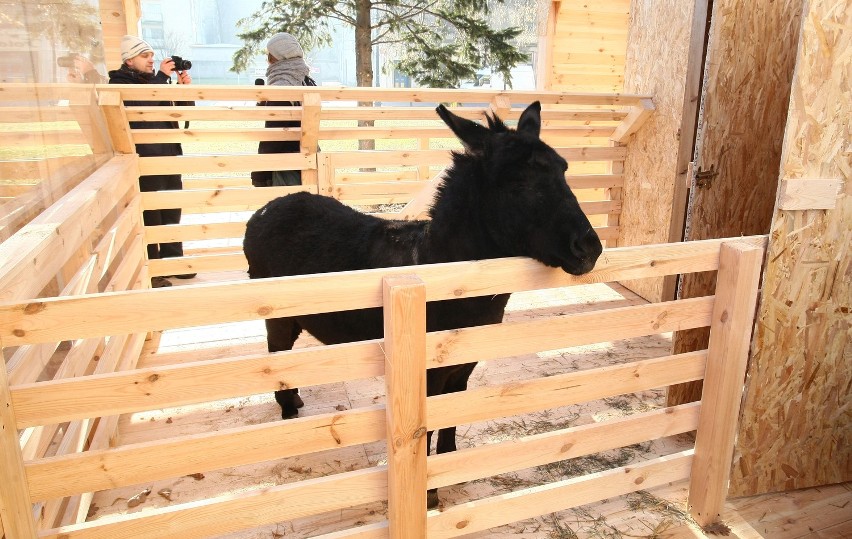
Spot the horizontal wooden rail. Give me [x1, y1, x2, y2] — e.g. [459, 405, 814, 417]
[427, 351, 707, 431]
[92, 83, 653, 106]
[10, 296, 713, 427]
[0, 238, 766, 346]
[38, 467, 388, 539]
[427, 451, 694, 538]
[427, 402, 700, 489]
[137, 153, 315, 175]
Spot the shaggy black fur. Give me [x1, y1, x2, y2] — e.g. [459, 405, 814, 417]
[243, 102, 602, 507]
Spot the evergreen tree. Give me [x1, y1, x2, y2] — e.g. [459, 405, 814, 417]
[232, 0, 529, 88]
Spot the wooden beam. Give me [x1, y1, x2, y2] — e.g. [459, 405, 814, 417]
[383, 275, 427, 537]
[776, 178, 843, 210]
[610, 98, 655, 143]
[688, 240, 764, 526]
[97, 91, 135, 154]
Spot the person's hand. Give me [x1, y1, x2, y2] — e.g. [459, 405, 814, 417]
[176, 70, 192, 85]
[160, 58, 175, 76]
[73, 56, 95, 74]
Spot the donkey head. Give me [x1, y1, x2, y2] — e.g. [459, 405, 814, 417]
[435, 101, 602, 275]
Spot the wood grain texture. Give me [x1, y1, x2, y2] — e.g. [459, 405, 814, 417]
[730, 0, 852, 497]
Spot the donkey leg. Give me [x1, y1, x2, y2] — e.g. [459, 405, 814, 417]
[266, 317, 303, 419]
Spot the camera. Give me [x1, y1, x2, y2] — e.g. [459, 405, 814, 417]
[57, 55, 77, 68]
[169, 55, 192, 71]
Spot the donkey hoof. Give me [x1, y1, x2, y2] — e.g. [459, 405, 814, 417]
[294, 394, 305, 409]
[427, 489, 440, 509]
[281, 410, 299, 420]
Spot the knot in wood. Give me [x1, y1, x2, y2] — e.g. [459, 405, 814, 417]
[413, 427, 427, 439]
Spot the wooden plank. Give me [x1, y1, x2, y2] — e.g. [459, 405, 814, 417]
[619, 0, 703, 302]
[688, 241, 764, 526]
[428, 402, 701, 489]
[0, 238, 767, 347]
[427, 352, 707, 432]
[0, 155, 138, 304]
[10, 295, 711, 428]
[426, 451, 693, 538]
[38, 467, 387, 539]
[130, 128, 302, 144]
[97, 83, 652, 106]
[300, 92, 322, 185]
[97, 90, 134, 153]
[730, 0, 850, 496]
[139, 186, 306, 211]
[0, 352, 38, 538]
[776, 178, 843, 210]
[611, 98, 655, 143]
[26, 406, 386, 502]
[137, 153, 315, 175]
[382, 276, 427, 537]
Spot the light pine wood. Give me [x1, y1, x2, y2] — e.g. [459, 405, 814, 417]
[93, 83, 651, 106]
[26, 405, 386, 502]
[566, 173, 624, 189]
[426, 451, 694, 538]
[426, 352, 707, 432]
[688, 241, 764, 525]
[300, 92, 322, 186]
[776, 178, 843, 210]
[0, 237, 766, 347]
[0, 352, 38, 538]
[10, 295, 710, 429]
[138, 153, 315, 175]
[427, 402, 701, 489]
[130, 127, 301, 144]
[382, 276, 427, 538]
[611, 98, 655, 142]
[0, 155, 138, 304]
[97, 91, 135, 154]
[38, 467, 388, 539]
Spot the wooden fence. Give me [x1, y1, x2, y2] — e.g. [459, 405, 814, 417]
[0, 226, 765, 537]
[88, 85, 653, 279]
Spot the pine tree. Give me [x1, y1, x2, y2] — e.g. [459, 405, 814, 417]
[231, 0, 529, 88]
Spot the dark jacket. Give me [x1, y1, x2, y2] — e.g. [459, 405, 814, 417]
[251, 75, 316, 186]
[107, 64, 194, 158]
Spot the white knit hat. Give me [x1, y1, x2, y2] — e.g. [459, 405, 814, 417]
[266, 33, 304, 61]
[120, 35, 154, 62]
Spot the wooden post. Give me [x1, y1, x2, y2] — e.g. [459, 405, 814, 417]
[0, 348, 38, 538]
[382, 274, 427, 538]
[489, 96, 511, 122]
[98, 91, 135, 154]
[606, 144, 623, 249]
[300, 92, 322, 186]
[688, 240, 764, 526]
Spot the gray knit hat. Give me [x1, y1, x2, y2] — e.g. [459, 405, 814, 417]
[120, 35, 154, 62]
[266, 33, 304, 61]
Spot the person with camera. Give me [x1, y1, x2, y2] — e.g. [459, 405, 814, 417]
[251, 32, 317, 187]
[60, 54, 106, 84]
[108, 35, 196, 288]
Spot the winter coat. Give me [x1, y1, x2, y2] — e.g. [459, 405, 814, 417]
[107, 64, 194, 158]
[251, 75, 316, 186]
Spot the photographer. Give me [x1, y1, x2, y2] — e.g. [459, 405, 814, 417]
[60, 54, 106, 84]
[108, 35, 195, 287]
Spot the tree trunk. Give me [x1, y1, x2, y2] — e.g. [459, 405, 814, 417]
[355, 0, 375, 152]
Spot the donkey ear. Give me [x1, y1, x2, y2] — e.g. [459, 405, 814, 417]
[436, 104, 490, 151]
[517, 101, 542, 138]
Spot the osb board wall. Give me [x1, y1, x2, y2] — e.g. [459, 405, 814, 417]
[668, 0, 805, 404]
[546, 0, 629, 92]
[100, 0, 140, 69]
[729, 0, 850, 497]
[617, 0, 699, 302]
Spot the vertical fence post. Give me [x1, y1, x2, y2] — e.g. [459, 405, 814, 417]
[0, 349, 38, 538]
[688, 240, 764, 526]
[383, 274, 427, 538]
[300, 92, 322, 187]
[97, 90, 135, 154]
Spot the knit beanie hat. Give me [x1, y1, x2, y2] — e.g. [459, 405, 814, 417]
[267, 33, 304, 61]
[120, 35, 154, 62]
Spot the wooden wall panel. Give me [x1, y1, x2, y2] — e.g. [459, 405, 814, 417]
[545, 0, 630, 92]
[99, 0, 140, 70]
[729, 0, 851, 497]
[617, 0, 700, 302]
[668, 0, 805, 403]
